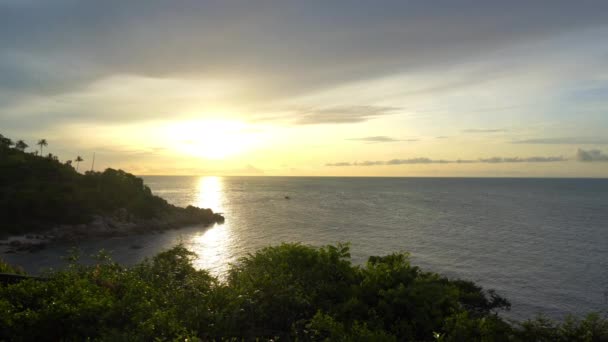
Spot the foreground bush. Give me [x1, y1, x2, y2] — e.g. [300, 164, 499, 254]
[1, 243, 606, 341]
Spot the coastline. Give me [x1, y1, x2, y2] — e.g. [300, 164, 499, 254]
[1, 206, 224, 254]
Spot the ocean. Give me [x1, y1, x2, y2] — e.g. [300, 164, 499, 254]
[4, 176, 608, 320]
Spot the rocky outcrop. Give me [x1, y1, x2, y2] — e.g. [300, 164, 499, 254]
[1, 206, 224, 253]
[2, 239, 48, 253]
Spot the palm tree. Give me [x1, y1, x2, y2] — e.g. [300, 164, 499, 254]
[37, 139, 48, 155]
[15, 140, 28, 151]
[75, 156, 84, 171]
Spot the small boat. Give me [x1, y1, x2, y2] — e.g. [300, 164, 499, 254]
[284, 196, 291, 200]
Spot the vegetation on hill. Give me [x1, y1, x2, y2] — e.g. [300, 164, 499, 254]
[1, 243, 606, 341]
[0, 134, 222, 237]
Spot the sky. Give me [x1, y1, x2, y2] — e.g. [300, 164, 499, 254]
[1, 1, 608, 177]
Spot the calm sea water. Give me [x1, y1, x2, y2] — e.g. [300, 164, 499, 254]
[4, 177, 608, 320]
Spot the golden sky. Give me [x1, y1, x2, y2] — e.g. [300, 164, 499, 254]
[1, 1, 608, 177]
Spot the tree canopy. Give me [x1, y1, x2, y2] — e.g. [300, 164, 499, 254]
[1, 243, 606, 341]
[0, 133, 218, 236]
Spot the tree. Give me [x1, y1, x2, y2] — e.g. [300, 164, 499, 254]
[75, 156, 84, 171]
[0, 134, 13, 147]
[15, 140, 28, 151]
[37, 139, 48, 155]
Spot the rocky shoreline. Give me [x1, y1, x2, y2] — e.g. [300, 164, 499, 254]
[1, 206, 224, 254]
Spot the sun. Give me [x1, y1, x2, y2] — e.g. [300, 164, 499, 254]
[166, 119, 255, 159]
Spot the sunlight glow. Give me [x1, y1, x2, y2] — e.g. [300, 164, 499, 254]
[190, 224, 231, 275]
[188, 176, 234, 275]
[195, 176, 223, 212]
[166, 119, 257, 160]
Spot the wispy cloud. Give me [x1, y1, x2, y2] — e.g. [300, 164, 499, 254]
[325, 162, 352, 167]
[513, 137, 608, 145]
[477, 156, 566, 163]
[462, 129, 507, 133]
[346, 136, 418, 143]
[577, 149, 608, 162]
[293, 106, 401, 125]
[326, 155, 566, 166]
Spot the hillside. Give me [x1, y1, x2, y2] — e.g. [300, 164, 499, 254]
[0, 134, 223, 239]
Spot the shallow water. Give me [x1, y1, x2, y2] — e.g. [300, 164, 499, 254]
[4, 176, 608, 320]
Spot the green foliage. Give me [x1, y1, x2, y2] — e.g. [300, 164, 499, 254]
[0, 134, 13, 147]
[2, 243, 602, 340]
[0, 245, 217, 341]
[0, 133, 221, 236]
[306, 311, 397, 341]
[0, 258, 25, 274]
[515, 313, 608, 342]
[226, 243, 357, 336]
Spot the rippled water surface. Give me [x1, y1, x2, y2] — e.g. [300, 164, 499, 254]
[5, 177, 608, 320]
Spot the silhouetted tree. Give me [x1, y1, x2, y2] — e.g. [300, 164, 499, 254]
[15, 140, 28, 151]
[75, 156, 84, 171]
[37, 139, 48, 155]
[0, 134, 13, 147]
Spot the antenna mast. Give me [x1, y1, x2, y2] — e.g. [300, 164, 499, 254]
[91, 152, 96, 172]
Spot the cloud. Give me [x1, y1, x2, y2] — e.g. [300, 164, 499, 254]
[2, 0, 608, 170]
[326, 155, 566, 166]
[325, 162, 352, 167]
[355, 161, 385, 166]
[386, 158, 450, 165]
[577, 149, 608, 162]
[0, 74, 250, 131]
[462, 129, 507, 133]
[478, 156, 566, 163]
[2, 1, 607, 100]
[513, 137, 608, 145]
[346, 136, 418, 143]
[292, 106, 401, 125]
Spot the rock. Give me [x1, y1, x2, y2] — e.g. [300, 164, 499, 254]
[26, 242, 47, 253]
[114, 208, 129, 222]
[5, 205, 225, 252]
[6, 240, 47, 253]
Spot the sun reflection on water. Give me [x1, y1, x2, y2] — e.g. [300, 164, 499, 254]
[187, 176, 234, 275]
[195, 176, 223, 213]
